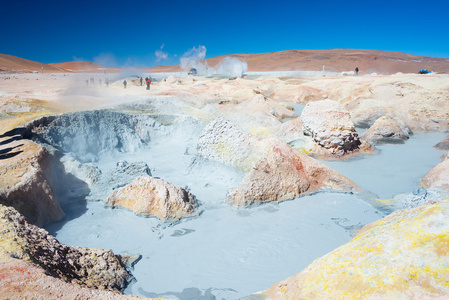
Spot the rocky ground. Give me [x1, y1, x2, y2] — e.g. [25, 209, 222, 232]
[1, 71, 449, 298]
[0, 204, 163, 299]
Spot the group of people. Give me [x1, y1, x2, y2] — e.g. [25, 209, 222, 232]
[123, 77, 152, 89]
[142, 77, 151, 90]
[85, 76, 153, 89]
[86, 77, 109, 86]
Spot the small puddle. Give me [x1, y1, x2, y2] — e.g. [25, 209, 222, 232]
[321, 131, 446, 200]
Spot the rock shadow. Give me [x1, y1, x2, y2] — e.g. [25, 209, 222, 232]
[0, 130, 25, 160]
[0, 135, 23, 146]
[0, 149, 23, 160]
[0, 145, 23, 160]
[44, 151, 90, 234]
[45, 198, 89, 235]
[0, 127, 27, 138]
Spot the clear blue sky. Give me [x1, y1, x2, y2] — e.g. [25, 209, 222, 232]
[2, 0, 449, 67]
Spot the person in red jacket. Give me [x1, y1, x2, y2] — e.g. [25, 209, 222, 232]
[146, 77, 151, 90]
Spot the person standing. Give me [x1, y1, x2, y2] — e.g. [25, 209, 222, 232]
[123, 80, 127, 89]
[146, 77, 151, 90]
[140, 77, 143, 86]
[355, 67, 359, 76]
[105, 78, 109, 87]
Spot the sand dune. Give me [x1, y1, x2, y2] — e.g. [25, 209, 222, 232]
[2, 49, 449, 75]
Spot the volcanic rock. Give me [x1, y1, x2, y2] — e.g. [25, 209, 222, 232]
[277, 116, 304, 143]
[0, 204, 132, 291]
[434, 135, 449, 151]
[165, 75, 178, 84]
[106, 176, 199, 221]
[227, 137, 360, 206]
[180, 76, 195, 85]
[300, 100, 361, 155]
[251, 200, 449, 299]
[0, 256, 146, 300]
[346, 98, 391, 128]
[422, 158, 449, 192]
[228, 87, 261, 101]
[361, 116, 412, 144]
[108, 160, 152, 189]
[219, 94, 298, 121]
[197, 117, 259, 172]
[216, 94, 293, 137]
[278, 117, 336, 157]
[271, 85, 324, 104]
[392, 188, 447, 210]
[197, 118, 360, 205]
[0, 139, 64, 227]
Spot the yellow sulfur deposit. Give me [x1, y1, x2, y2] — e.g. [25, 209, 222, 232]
[250, 127, 270, 137]
[254, 200, 449, 299]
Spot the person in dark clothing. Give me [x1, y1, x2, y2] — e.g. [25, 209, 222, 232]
[140, 77, 143, 86]
[355, 67, 359, 76]
[123, 80, 127, 89]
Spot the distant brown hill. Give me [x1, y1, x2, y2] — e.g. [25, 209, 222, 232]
[152, 49, 449, 75]
[2, 49, 449, 75]
[48, 61, 121, 73]
[0, 54, 64, 73]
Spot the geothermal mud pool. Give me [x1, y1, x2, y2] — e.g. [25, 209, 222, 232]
[29, 101, 446, 300]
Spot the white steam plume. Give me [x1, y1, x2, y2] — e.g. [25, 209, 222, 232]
[180, 45, 248, 77]
[214, 56, 248, 77]
[180, 45, 208, 74]
[93, 53, 118, 68]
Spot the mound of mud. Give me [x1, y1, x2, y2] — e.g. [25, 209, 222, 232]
[23, 111, 159, 162]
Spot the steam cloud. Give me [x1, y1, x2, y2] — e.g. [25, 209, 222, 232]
[180, 45, 248, 77]
[93, 53, 118, 68]
[155, 44, 168, 62]
[215, 56, 248, 78]
[180, 45, 208, 74]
